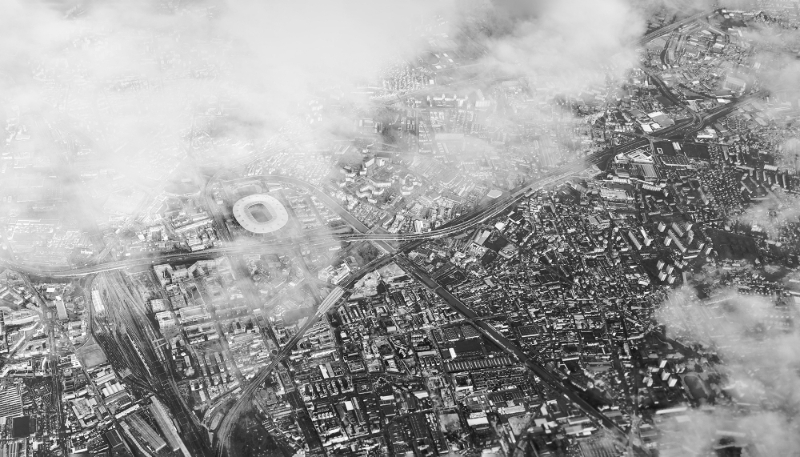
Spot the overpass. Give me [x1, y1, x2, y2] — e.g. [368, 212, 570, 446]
[638, 9, 717, 45]
[218, 174, 396, 253]
[1, 13, 763, 452]
[210, 81, 758, 455]
[0, 144, 610, 278]
[213, 285, 350, 457]
[1, 87, 762, 281]
[315, 286, 344, 315]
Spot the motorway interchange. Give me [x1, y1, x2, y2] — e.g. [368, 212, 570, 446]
[0, 84, 760, 456]
[0, 84, 751, 280]
[0, 41, 763, 453]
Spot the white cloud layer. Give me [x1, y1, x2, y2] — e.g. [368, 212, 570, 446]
[656, 286, 800, 454]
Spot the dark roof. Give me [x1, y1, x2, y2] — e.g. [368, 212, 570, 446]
[683, 143, 710, 160]
[11, 416, 31, 438]
[652, 141, 677, 156]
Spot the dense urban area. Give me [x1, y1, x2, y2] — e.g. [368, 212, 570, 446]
[2, 1, 800, 457]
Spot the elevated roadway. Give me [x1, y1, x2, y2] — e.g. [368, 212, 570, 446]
[638, 10, 717, 45]
[212, 252, 395, 456]
[220, 174, 396, 253]
[206, 87, 763, 455]
[0, 88, 762, 280]
[213, 286, 348, 456]
[0, 18, 764, 452]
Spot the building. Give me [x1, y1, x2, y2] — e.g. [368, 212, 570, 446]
[124, 414, 167, 453]
[232, 194, 289, 234]
[55, 297, 68, 321]
[0, 384, 23, 421]
[155, 311, 176, 331]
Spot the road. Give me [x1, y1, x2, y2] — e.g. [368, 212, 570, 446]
[93, 271, 210, 455]
[208, 86, 762, 456]
[5, 20, 726, 279]
[0, 141, 610, 279]
[218, 174, 397, 253]
[1, 83, 760, 455]
[638, 9, 716, 45]
[212, 250, 397, 456]
[393, 256, 637, 443]
[0, 238, 344, 278]
[214, 286, 348, 457]
[1, 88, 753, 281]
[2, 11, 760, 453]
[0, 86, 758, 456]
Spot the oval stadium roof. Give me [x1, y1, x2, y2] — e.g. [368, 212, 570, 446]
[232, 194, 289, 234]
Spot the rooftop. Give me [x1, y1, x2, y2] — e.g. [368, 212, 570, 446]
[232, 194, 289, 234]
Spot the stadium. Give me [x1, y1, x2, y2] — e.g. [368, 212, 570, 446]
[232, 194, 289, 234]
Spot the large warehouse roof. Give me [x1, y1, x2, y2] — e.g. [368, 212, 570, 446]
[232, 194, 289, 234]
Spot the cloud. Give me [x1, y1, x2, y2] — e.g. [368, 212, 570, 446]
[725, 13, 800, 238]
[657, 408, 800, 456]
[742, 16, 800, 102]
[655, 286, 800, 454]
[0, 0, 456, 225]
[736, 191, 800, 239]
[0, 0, 682, 244]
[479, 0, 647, 94]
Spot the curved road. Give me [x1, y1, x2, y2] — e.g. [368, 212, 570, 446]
[0, 19, 764, 453]
[206, 87, 765, 457]
[0, 144, 610, 278]
[0, 89, 758, 280]
[0, 86, 762, 457]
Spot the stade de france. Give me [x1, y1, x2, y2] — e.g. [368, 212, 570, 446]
[231, 194, 289, 234]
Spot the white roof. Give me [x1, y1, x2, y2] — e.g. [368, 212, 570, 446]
[232, 194, 289, 234]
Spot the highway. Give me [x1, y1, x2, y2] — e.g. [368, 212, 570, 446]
[0, 85, 761, 457]
[0, 7, 721, 281]
[3, 80, 764, 280]
[1, 82, 760, 455]
[0, 141, 612, 280]
[0, 10, 761, 455]
[0, 99, 738, 281]
[0, 238, 344, 278]
[218, 174, 397, 253]
[210, 248, 400, 456]
[638, 9, 716, 45]
[206, 85, 764, 456]
[213, 286, 348, 457]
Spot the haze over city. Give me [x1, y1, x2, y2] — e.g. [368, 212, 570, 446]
[1, 0, 800, 456]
